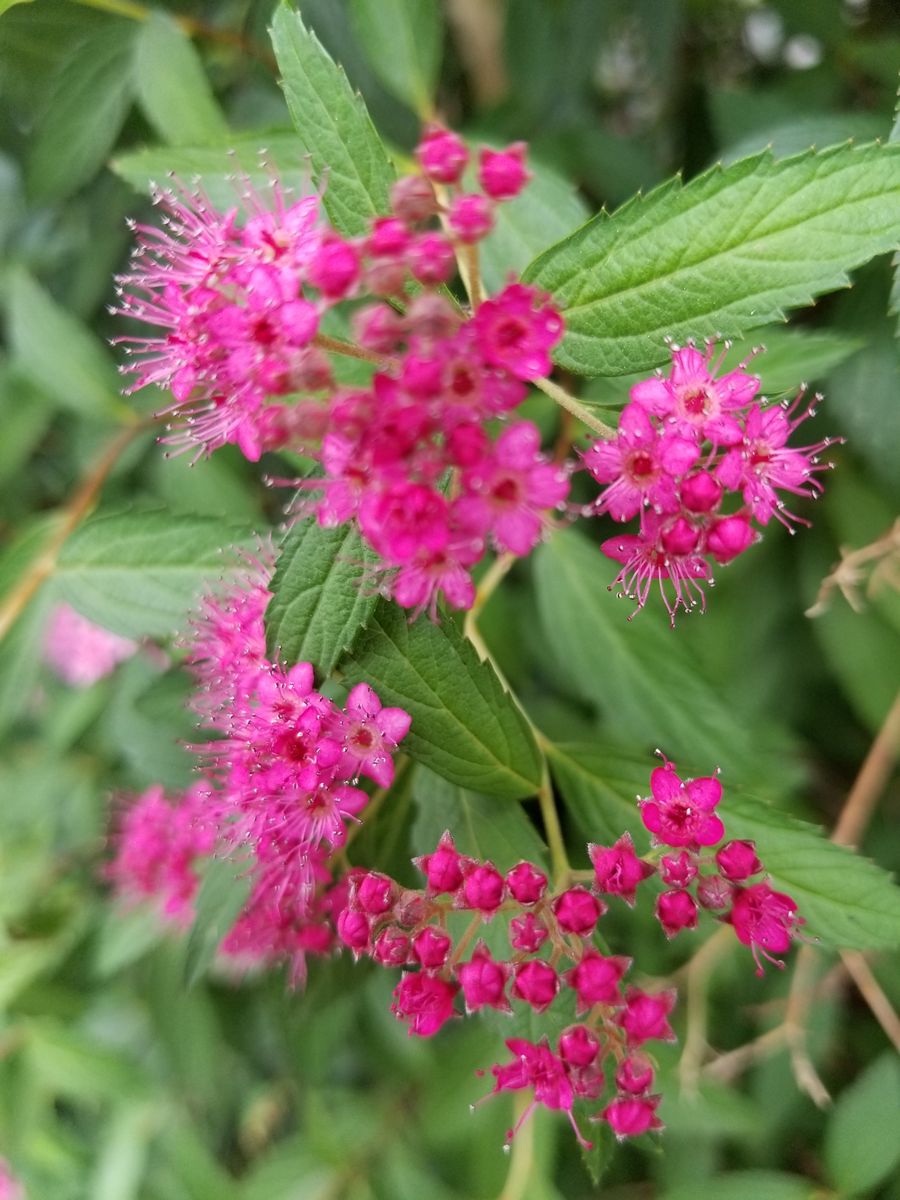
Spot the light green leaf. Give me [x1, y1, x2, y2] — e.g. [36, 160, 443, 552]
[184, 852, 253, 987]
[524, 142, 900, 377]
[344, 605, 543, 799]
[134, 13, 229, 146]
[411, 765, 548, 869]
[722, 113, 886, 166]
[90, 1103, 160, 1200]
[6, 268, 122, 417]
[27, 21, 136, 202]
[265, 518, 379, 675]
[664, 1172, 815, 1200]
[270, 2, 395, 234]
[55, 508, 254, 639]
[349, 0, 442, 115]
[824, 1053, 900, 1195]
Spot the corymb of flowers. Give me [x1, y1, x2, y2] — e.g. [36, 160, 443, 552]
[107, 123, 822, 1153]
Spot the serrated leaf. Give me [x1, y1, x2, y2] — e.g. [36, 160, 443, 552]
[54, 509, 254, 639]
[545, 741, 646, 843]
[265, 518, 378, 675]
[824, 1053, 900, 1196]
[411, 765, 548, 869]
[533, 530, 793, 788]
[270, 2, 394, 235]
[524, 142, 900, 376]
[184, 853, 253, 987]
[6, 268, 122, 417]
[349, 0, 441, 115]
[134, 13, 229, 146]
[344, 605, 542, 799]
[27, 21, 135, 202]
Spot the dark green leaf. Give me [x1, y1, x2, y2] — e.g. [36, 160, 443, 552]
[824, 1053, 900, 1195]
[134, 13, 229, 146]
[545, 741, 646, 843]
[344, 605, 542, 799]
[349, 0, 442, 115]
[524, 142, 900, 376]
[265, 518, 378, 675]
[270, 3, 395, 235]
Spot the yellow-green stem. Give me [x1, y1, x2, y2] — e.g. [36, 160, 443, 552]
[538, 764, 570, 887]
[533, 375, 616, 439]
[496, 1093, 535, 1200]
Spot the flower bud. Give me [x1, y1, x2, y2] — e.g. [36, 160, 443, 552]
[558, 1024, 601, 1068]
[655, 889, 698, 938]
[615, 1056, 654, 1095]
[407, 232, 456, 286]
[659, 851, 697, 888]
[372, 926, 410, 966]
[512, 960, 559, 1012]
[461, 862, 505, 914]
[448, 193, 494, 243]
[707, 513, 755, 564]
[565, 950, 630, 1011]
[697, 873, 733, 910]
[505, 861, 548, 905]
[414, 832, 466, 894]
[552, 887, 604, 936]
[412, 925, 452, 969]
[457, 942, 512, 1012]
[416, 126, 469, 184]
[680, 470, 722, 513]
[336, 908, 371, 953]
[390, 174, 438, 223]
[601, 1095, 663, 1140]
[478, 142, 530, 200]
[715, 839, 763, 882]
[307, 235, 360, 299]
[509, 912, 548, 953]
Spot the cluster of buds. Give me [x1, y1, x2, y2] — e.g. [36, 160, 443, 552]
[117, 128, 569, 619]
[585, 341, 839, 623]
[335, 756, 803, 1148]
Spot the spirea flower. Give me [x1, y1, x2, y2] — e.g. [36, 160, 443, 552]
[44, 603, 137, 687]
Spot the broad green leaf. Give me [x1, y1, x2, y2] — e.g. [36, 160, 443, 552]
[54, 509, 253, 639]
[344, 605, 542, 799]
[534, 529, 793, 788]
[134, 13, 229, 146]
[270, 3, 395, 235]
[545, 741, 646, 844]
[27, 21, 136, 202]
[824, 1053, 900, 1196]
[349, 0, 442, 115]
[411, 765, 548, 869]
[479, 155, 589, 295]
[265, 518, 378, 675]
[722, 113, 886, 166]
[184, 852, 253, 987]
[6, 268, 121, 417]
[664, 1172, 815, 1200]
[524, 142, 900, 377]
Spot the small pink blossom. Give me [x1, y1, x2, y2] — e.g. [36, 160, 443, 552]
[487, 1038, 592, 1150]
[458, 942, 512, 1012]
[716, 840, 763, 882]
[448, 193, 494, 243]
[415, 125, 468, 183]
[512, 960, 559, 1012]
[373, 927, 411, 966]
[478, 143, 531, 200]
[391, 971, 458, 1037]
[505, 861, 548, 905]
[659, 851, 698, 889]
[473, 283, 563, 381]
[631, 342, 759, 444]
[589, 833, 655, 905]
[615, 1056, 654, 1095]
[411, 926, 452, 969]
[639, 759, 725, 848]
[565, 950, 630, 1013]
[617, 988, 677, 1047]
[413, 831, 468, 894]
[729, 882, 803, 974]
[601, 1094, 663, 1140]
[509, 911, 549, 953]
[44, 603, 137, 687]
[552, 887, 604, 936]
[655, 889, 699, 938]
[334, 682, 412, 787]
[461, 863, 506, 914]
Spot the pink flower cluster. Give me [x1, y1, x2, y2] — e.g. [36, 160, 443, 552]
[586, 342, 839, 623]
[43, 603, 137, 688]
[117, 129, 569, 618]
[107, 553, 411, 982]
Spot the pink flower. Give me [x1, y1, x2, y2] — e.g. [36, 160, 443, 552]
[473, 283, 563, 381]
[589, 833, 654, 905]
[558, 1025, 601, 1069]
[715, 840, 763, 882]
[337, 908, 371, 954]
[509, 912, 549, 953]
[487, 1038, 593, 1150]
[412, 926, 453, 969]
[391, 971, 458, 1037]
[728, 882, 803, 974]
[458, 942, 512, 1012]
[639, 758, 725, 848]
[44, 603, 137, 687]
[602, 513, 712, 625]
[460, 862, 506, 914]
[659, 851, 698, 889]
[631, 342, 759, 445]
[615, 1056, 654, 1095]
[333, 682, 412, 787]
[373, 926, 411, 966]
[353, 871, 397, 915]
[600, 1094, 663, 1140]
[617, 988, 677, 1047]
[448, 193, 494, 243]
[413, 831, 469, 894]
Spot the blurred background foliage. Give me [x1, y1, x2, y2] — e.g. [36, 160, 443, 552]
[0, 0, 899, 1196]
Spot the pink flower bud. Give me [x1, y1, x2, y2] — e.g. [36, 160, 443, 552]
[405, 292, 460, 341]
[716, 839, 763, 882]
[401, 353, 445, 399]
[706, 513, 755, 564]
[448, 193, 494, 243]
[565, 950, 630, 1012]
[601, 1095, 663, 1140]
[393, 888, 430, 927]
[391, 971, 458, 1037]
[351, 303, 406, 354]
[354, 871, 396, 915]
[506, 861, 548, 905]
[367, 216, 410, 257]
[416, 126, 469, 184]
[372, 926, 410, 966]
[680, 470, 722, 513]
[697, 873, 733, 910]
[307, 235, 360, 299]
[617, 987, 677, 1047]
[364, 256, 408, 296]
[478, 142, 530, 200]
[552, 887, 604, 936]
[589, 833, 654, 905]
[414, 832, 466, 894]
[661, 516, 701, 557]
[407, 232, 456, 285]
[390, 174, 438, 223]
[457, 941, 512, 1012]
[337, 908, 371, 953]
[655, 889, 698, 938]
[461, 862, 505, 914]
[512, 960, 559, 1012]
[558, 1024, 601, 1068]
[509, 911, 548, 953]
[412, 925, 452, 969]
[659, 851, 697, 888]
[615, 1056, 654, 1095]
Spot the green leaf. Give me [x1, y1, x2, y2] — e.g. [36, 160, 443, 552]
[265, 518, 378, 675]
[824, 1053, 900, 1196]
[134, 13, 229, 146]
[663, 1172, 815, 1200]
[411, 765, 548, 869]
[723, 793, 900, 951]
[349, 0, 441, 115]
[27, 21, 136, 201]
[344, 605, 542, 799]
[545, 741, 647, 843]
[722, 113, 886, 166]
[6, 268, 122, 417]
[533, 529, 792, 787]
[184, 852, 253, 987]
[55, 508, 254, 639]
[270, 2, 395, 235]
[524, 142, 900, 376]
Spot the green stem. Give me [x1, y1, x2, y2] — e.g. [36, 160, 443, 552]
[533, 375, 616, 439]
[538, 763, 570, 887]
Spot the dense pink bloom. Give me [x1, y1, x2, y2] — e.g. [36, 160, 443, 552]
[44, 603, 137, 687]
[333, 682, 412, 787]
[458, 942, 512, 1012]
[729, 882, 803, 974]
[391, 972, 458, 1037]
[631, 342, 759, 444]
[602, 513, 711, 624]
[639, 759, 725, 848]
[601, 1094, 663, 1140]
[589, 833, 654, 904]
[487, 1038, 592, 1150]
